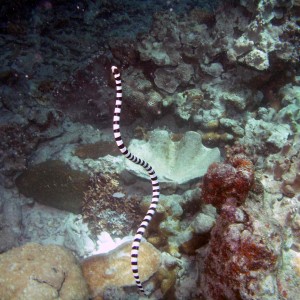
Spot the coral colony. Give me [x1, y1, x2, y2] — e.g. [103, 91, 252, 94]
[0, 1, 299, 299]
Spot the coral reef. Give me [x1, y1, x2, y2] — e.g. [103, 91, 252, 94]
[0, 188, 22, 252]
[82, 240, 161, 299]
[122, 68, 162, 118]
[163, 88, 204, 121]
[15, 160, 90, 213]
[0, 243, 89, 300]
[126, 130, 220, 185]
[0, 0, 299, 299]
[265, 133, 300, 199]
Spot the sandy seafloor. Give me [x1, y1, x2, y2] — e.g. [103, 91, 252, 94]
[0, 1, 300, 299]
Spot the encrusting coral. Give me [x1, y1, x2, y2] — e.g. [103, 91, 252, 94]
[200, 202, 282, 300]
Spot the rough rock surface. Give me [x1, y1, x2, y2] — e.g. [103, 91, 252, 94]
[82, 240, 161, 299]
[126, 130, 220, 184]
[0, 243, 89, 300]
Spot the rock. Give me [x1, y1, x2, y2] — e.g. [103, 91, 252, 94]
[15, 160, 90, 213]
[200, 204, 283, 300]
[0, 243, 89, 300]
[154, 63, 194, 94]
[82, 240, 161, 299]
[126, 130, 220, 185]
[191, 213, 216, 235]
[163, 88, 204, 121]
[239, 48, 269, 71]
[0, 187, 23, 252]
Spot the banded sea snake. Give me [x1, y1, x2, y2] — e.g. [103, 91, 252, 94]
[111, 66, 160, 295]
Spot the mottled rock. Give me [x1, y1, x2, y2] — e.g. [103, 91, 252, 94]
[163, 88, 204, 121]
[242, 118, 292, 154]
[137, 12, 182, 66]
[82, 241, 161, 299]
[0, 243, 89, 300]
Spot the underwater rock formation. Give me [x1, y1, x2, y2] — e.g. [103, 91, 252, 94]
[82, 240, 161, 299]
[0, 243, 89, 300]
[126, 130, 220, 185]
[0, 122, 40, 186]
[122, 68, 162, 118]
[15, 160, 90, 213]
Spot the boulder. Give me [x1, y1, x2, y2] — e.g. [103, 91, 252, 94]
[0, 243, 89, 300]
[82, 240, 161, 299]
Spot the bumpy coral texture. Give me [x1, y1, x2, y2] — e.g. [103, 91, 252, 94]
[202, 153, 254, 209]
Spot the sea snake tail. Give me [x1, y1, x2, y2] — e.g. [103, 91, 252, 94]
[111, 66, 160, 295]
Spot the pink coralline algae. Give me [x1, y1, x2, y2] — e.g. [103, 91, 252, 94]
[201, 154, 255, 210]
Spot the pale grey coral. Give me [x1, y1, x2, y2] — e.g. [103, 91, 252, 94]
[238, 48, 270, 71]
[200, 62, 224, 77]
[219, 118, 245, 137]
[276, 84, 300, 132]
[126, 130, 220, 184]
[163, 88, 204, 121]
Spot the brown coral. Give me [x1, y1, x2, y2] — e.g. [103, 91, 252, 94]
[81, 173, 142, 236]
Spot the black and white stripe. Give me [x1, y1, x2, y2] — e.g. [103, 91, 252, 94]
[111, 66, 160, 295]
